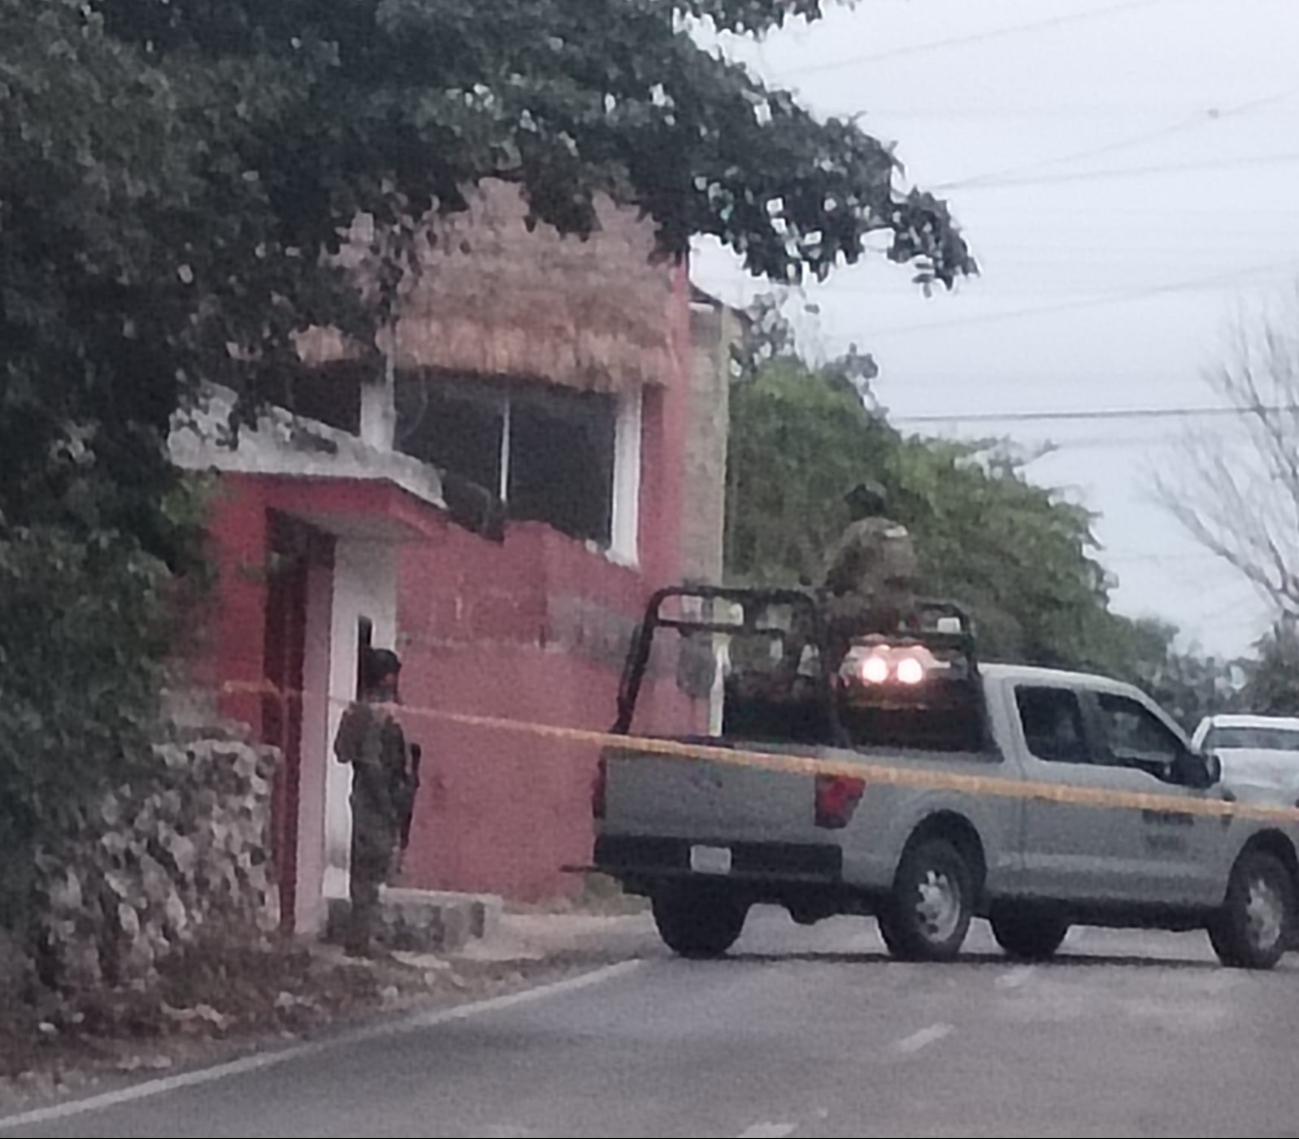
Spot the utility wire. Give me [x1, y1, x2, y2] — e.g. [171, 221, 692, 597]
[867, 258, 1299, 339]
[935, 90, 1299, 193]
[895, 404, 1299, 425]
[782, 0, 1175, 76]
[940, 150, 1299, 191]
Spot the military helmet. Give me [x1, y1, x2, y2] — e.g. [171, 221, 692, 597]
[845, 480, 888, 518]
[362, 647, 403, 691]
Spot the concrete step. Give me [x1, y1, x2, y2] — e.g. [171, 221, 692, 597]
[326, 890, 503, 955]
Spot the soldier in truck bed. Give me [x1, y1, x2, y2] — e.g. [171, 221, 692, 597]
[821, 481, 919, 652]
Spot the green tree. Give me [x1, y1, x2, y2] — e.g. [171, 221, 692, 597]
[1242, 621, 1299, 715]
[4, 0, 975, 551]
[728, 355, 1143, 674]
[4, 0, 974, 550]
[1120, 618, 1245, 731]
[1, 0, 974, 942]
[727, 356, 897, 587]
[887, 439, 1123, 671]
[727, 350, 1257, 717]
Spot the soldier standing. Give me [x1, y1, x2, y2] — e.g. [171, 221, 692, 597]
[334, 648, 418, 957]
[821, 481, 919, 663]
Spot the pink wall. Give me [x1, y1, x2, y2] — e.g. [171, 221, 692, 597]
[395, 519, 698, 901]
[392, 282, 698, 899]
[205, 479, 272, 736]
[398, 648, 616, 899]
[198, 262, 700, 905]
[398, 652, 698, 901]
[637, 265, 692, 588]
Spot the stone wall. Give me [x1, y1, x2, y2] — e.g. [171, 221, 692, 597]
[33, 726, 279, 993]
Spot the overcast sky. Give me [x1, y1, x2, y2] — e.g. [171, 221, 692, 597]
[692, 0, 1299, 658]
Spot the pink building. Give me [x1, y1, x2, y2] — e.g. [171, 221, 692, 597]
[172, 184, 736, 933]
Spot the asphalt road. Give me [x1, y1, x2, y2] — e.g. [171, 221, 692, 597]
[6, 913, 1299, 1138]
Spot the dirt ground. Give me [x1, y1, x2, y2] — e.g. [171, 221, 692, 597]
[0, 935, 583, 1112]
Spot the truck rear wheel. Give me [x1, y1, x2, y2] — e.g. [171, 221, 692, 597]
[1209, 851, 1295, 971]
[879, 837, 975, 963]
[652, 885, 748, 960]
[991, 904, 1069, 962]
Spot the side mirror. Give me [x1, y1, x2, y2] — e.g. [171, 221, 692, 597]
[1179, 748, 1221, 790]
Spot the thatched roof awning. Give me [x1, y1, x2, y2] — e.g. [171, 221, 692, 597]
[300, 181, 682, 395]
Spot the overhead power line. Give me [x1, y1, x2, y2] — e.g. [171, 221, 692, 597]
[783, 0, 1173, 76]
[935, 90, 1299, 193]
[940, 150, 1299, 191]
[868, 258, 1299, 339]
[894, 405, 1299, 425]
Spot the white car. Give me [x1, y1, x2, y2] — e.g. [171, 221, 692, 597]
[1193, 714, 1299, 806]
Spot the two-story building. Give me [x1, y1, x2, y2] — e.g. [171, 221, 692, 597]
[172, 182, 739, 933]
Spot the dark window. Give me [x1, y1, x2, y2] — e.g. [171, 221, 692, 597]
[1017, 687, 1089, 764]
[397, 378, 505, 497]
[396, 375, 620, 547]
[356, 617, 373, 699]
[284, 368, 364, 435]
[1098, 693, 1183, 772]
[509, 385, 617, 545]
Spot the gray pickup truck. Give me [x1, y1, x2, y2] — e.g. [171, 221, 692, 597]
[593, 587, 1299, 970]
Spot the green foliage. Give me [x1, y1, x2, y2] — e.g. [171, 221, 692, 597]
[729, 355, 1156, 676]
[0, 526, 172, 929]
[1118, 618, 1245, 731]
[3, 0, 972, 553]
[2, 0, 973, 540]
[727, 358, 896, 587]
[1242, 622, 1299, 716]
[1, 0, 973, 938]
[888, 439, 1122, 671]
[726, 350, 1261, 722]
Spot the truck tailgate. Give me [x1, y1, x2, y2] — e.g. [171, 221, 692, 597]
[603, 749, 817, 845]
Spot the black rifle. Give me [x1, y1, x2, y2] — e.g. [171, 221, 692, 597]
[399, 744, 423, 852]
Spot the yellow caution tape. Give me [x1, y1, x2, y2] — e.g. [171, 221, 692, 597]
[220, 680, 1299, 827]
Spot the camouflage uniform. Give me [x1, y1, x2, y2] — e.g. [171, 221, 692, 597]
[334, 698, 416, 956]
[822, 515, 919, 630]
[821, 492, 919, 668]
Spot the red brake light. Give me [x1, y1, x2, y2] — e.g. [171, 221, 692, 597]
[861, 654, 891, 684]
[847, 644, 939, 688]
[816, 774, 866, 830]
[592, 758, 609, 821]
[896, 655, 926, 686]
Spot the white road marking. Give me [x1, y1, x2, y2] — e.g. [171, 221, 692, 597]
[738, 1126, 798, 1138]
[896, 1023, 954, 1055]
[0, 961, 644, 1131]
[996, 966, 1035, 991]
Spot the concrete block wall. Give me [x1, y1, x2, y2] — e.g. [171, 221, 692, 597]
[681, 299, 740, 585]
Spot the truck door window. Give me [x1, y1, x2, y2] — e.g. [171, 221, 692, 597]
[1098, 694, 1183, 779]
[1016, 687, 1089, 764]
